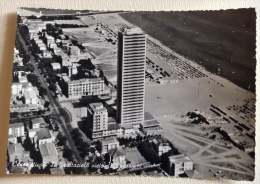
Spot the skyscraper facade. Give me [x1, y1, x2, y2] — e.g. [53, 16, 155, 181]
[117, 27, 146, 126]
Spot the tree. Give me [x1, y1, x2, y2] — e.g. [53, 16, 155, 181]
[71, 128, 80, 135]
[10, 112, 18, 119]
[44, 101, 50, 108]
[27, 74, 39, 86]
[138, 141, 160, 164]
[39, 87, 47, 97]
[78, 59, 95, 70]
[48, 83, 57, 93]
[75, 137, 83, 146]
[58, 136, 68, 146]
[63, 148, 74, 159]
[80, 142, 90, 152]
[73, 131, 82, 138]
[23, 137, 34, 151]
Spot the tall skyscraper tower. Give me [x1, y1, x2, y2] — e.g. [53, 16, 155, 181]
[117, 27, 146, 126]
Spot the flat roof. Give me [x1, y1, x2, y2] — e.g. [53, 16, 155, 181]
[51, 62, 61, 67]
[39, 142, 58, 158]
[144, 126, 164, 131]
[24, 90, 37, 100]
[61, 75, 70, 83]
[89, 103, 107, 113]
[36, 129, 52, 140]
[69, 46, 80, 50]
[31, 117, 45, 124]
[143, 119, 160, 128]
[8, 143, 24, 155]
[9, 122, 24, 129]
[101, 137, 118, 145]
[122, 27, 144, 35]
[169, 154, 192, 163]
[69, 78, 103, 84]
[144, 112, 156, 121]
[108, 123, 120, 130]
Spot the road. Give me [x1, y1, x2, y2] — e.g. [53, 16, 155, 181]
[17, 29, 89, 174]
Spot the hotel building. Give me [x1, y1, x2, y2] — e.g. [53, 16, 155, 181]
[117, 27, 146, 126]
[60, 74, 107, 99]
[87, 103, 108, 139]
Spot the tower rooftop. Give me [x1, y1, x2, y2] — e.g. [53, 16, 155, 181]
[123, 27, 144, 35]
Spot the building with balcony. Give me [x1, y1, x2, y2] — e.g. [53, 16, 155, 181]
[168, 154, 193, 176]
[117, 27, 146, 126]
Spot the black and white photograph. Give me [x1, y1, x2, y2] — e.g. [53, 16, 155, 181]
[7, 8, 256, 180]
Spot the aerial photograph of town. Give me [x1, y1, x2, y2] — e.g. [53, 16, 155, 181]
[6, 8, 256, 181]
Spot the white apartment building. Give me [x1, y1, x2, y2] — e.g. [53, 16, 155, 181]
[9, 123, 25, 137]
[117, 27, 146, 126]
[88, 103, 108, 139]
[68, 78, 105, 99]
[168, 154, 193, 176]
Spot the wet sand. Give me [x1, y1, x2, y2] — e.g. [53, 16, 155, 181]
[120, 9, 256, 93]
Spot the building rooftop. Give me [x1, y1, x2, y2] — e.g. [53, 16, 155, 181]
[31, 117, 45, 125]
[28, 128, 42, 132]
[61, 74, 70, 83]
[69, 46, 80, 51]
[144, 112, 156, 121]
[8, 134, 16, 138]
[169, 154, 192, 163]
[24, 90, 37, 100]
[8, 143, 24, 155]
[12, 82, 30, 86]
[152, 137, 169, 146]
[108, 148, 125, 157]
[39, 142, 58, 158]
[108, 123, 120, 130]
[69, 77, 103, 84]
[51, 62, 61, 68]
[143, 119, 160, 128]
[144, 126, 164, 131]
[9, 122, 24, 129]
[36, 129, 52, 140]
[101, 137, 119, 145]
[89, 103, 107, 113]
[123, 27, 144, 35]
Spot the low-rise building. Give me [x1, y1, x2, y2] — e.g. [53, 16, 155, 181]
[68, 46, 81, 57]
[151, 137, 171, 156]
[168, 154, 193, 176]
[39, 142, 59, 168]
[12, 82, 30, 96]
[107, 148, 126, 169]
[101, 137, 119, 154]
[141, 112, 164, 136]
[35, 129, 54, 146]
[24, 90, 38, 105]
[51, 63, 61, 71]
[7, 143, 24, 163]
[8, 135, 17, 144]
[42, 50, 52, 58]
[31, 117, 45, 129]
[9, 123, 25, 137]
[10, 104, 43, 113]
[28, 128, 42, 139]
[121, 124, 140, 138]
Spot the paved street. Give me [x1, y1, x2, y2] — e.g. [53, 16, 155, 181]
[17, 30, 88, 174]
